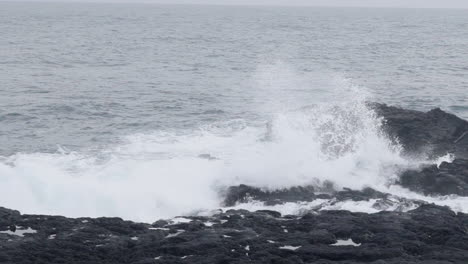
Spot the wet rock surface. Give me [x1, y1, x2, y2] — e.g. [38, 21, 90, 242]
[0, 204, 467, 264]
[1, 104, 468, 263]
[372, 103, 468, 159]
[223, 185, 423, 212]
[373, 103, 468, 196]
[399, 159, 468, 196]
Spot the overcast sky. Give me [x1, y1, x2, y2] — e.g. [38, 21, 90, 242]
[4, 0, 468, 9]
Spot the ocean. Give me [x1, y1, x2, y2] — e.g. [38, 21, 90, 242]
[0, 2, 467, 221]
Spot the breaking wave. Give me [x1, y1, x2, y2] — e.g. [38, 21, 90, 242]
[1, 72, 466, 222]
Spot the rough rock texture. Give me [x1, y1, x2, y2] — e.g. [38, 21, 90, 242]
[398, 159, 468, 196]
[372, 103, 468, 159]
[372, 103, 468, 196]
[0, 204, 467, 264]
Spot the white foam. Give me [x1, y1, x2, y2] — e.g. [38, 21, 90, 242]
[435, 154, 455, 168]
[279, 245, 302, 251]
[222, 198, 419, 216]
[169, 217, 193, 225]
[384, 185, 468, 214]
[0, 74, 466, 222]
[165, 230, 185, 238]
[332, 239, 361, 247]
[149, 227, 169, 231]
[224, 200, 328, 215]
[0, 227, 37, 237]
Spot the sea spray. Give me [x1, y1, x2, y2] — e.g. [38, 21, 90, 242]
[0, 77, 465, 222]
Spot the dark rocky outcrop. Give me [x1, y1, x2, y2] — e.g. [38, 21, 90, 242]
[371, 103, 468, 196]
[398, 159, 468, 196]
[223, 185, 419, 209]
[371, 103, 468, 159]
[223, 185, 320, 206]
[0, 205, 467, 264]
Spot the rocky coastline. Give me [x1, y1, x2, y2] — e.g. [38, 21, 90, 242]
[1, 103, 467, 264]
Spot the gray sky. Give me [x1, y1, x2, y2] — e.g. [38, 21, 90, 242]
[4, 0, 468, 9]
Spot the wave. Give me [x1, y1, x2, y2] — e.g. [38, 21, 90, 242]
[1, 78, 466, 222]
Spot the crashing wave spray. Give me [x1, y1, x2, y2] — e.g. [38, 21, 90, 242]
[0, 66, 466, 222]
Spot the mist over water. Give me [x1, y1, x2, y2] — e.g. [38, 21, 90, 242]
[1, 3, 468, 221]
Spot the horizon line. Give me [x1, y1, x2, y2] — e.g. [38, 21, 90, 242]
[1, 0, 468, 10]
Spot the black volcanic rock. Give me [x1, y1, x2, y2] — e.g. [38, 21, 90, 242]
[223, 184, 319, 206]
[0, 205, 467, 263]
[223, 185, 407, 205]
[371, 103, 468, 158]
[372, 103, 468, 196]
[398, 159, 468, 196]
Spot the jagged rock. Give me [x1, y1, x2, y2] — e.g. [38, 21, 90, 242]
[223, 185, 411, 207]
[398, 159, 468, 196]
[0, 205, 466, 263]
[223, 185, 319, 206]
[372, 103, 468, 158]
